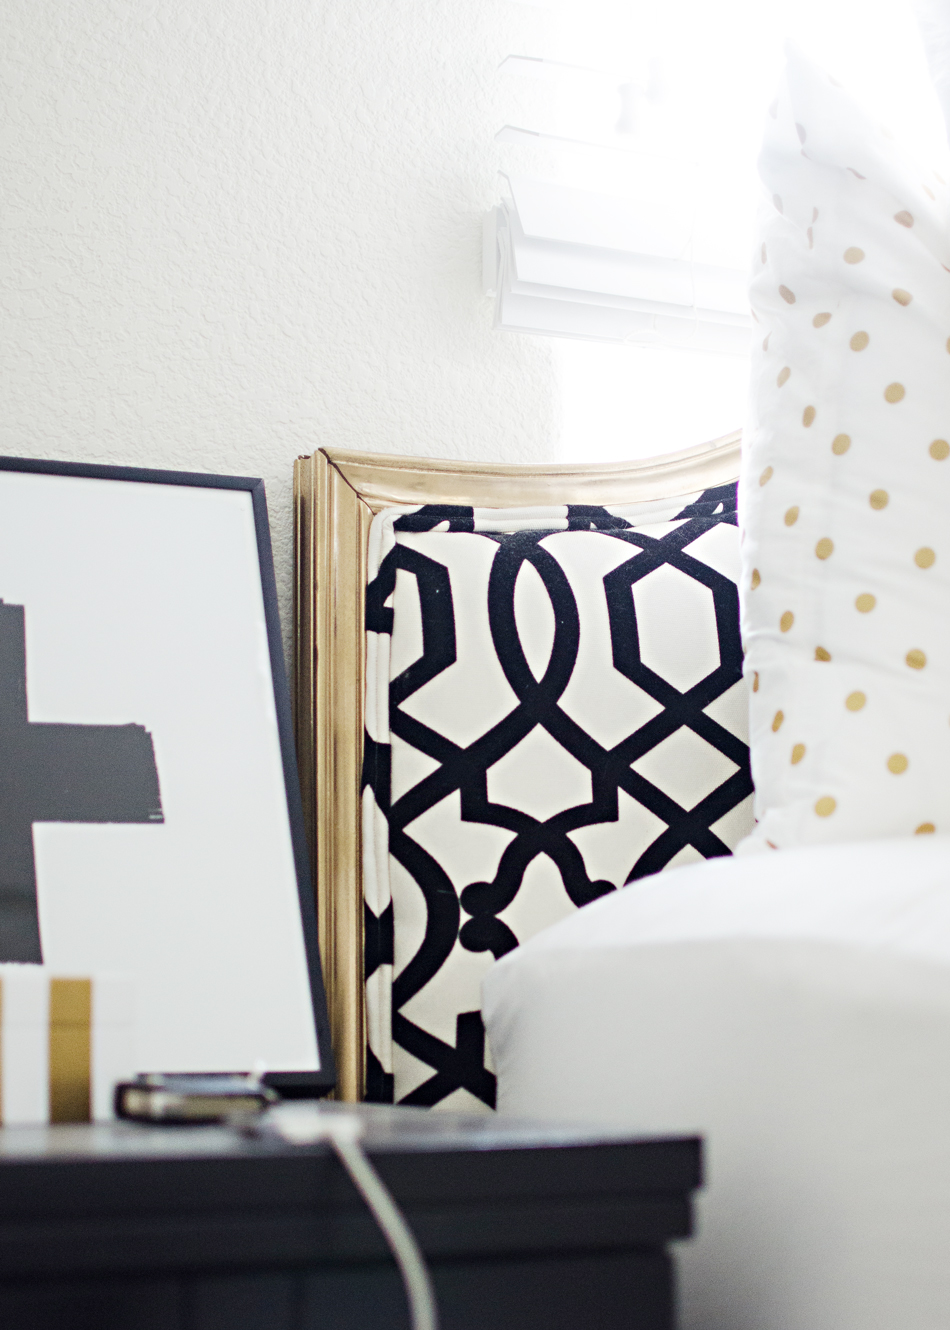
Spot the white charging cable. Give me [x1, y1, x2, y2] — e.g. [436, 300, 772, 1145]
[258, 1105, 439, 1330]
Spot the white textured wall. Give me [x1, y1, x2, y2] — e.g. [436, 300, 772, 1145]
[1, 0, 558, 658]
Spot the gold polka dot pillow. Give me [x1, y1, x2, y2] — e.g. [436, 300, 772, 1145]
[741, 47, 950, 850]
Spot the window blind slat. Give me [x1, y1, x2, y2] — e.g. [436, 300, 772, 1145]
[489, 191, 752, 352]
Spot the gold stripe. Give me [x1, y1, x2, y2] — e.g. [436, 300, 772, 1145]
[49, 978, 91, 1123]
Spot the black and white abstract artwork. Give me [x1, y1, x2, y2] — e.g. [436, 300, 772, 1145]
[363, 485, 753, 1110]
[0, 460, 329, 1085]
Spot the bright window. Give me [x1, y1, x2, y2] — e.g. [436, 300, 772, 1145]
[499, 0, 945, 462]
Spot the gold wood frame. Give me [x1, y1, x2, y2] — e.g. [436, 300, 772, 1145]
[293, 432, 742, 1101]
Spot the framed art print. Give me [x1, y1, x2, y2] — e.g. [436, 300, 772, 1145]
[0, 456, 334, 1095]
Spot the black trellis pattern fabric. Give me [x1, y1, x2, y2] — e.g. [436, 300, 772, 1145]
[363, 485, 752, 1109]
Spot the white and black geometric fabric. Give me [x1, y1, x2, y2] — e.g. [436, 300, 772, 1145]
[362, 484, 752, 1110]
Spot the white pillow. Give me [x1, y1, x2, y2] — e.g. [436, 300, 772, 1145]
[740, 48, 950, 850]
[482, 835, 950, 1330]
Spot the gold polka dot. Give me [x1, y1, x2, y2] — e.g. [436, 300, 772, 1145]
[779, 285, 795, 304]
[751, 568, 761, 589]
[844, 247, 865, 263]
[869, 489, 889, 510]
[780, 611, 794, 632]
[916, 822, 936, 835]
[845, 691, 866, 711]
[802, 406, 816, 427]
[761, 243, 767, 264]
[784, 506, 799, 526]
[815, 796, 837, 817]
[946, 337, 950, 355]
[776, 367, 790, 387]
[925, 184, 936, 200]
[791, 743, 806, 764]
[887, 753, 909, 774]
[884, 383, 905, 403]
[813, 312, 832, 328]
[906, 648, 927, 669]
[930, 439, 949, 460]
[752, 671, 759, 693]
[855, 593, 876, 612]
[773, 193, 783, 213]
[815, 537, 834, 559]
[894, 210, 914, 227]
[915, 546, 936, 568]
[832, 434, 851, 455]
[772, 710, 784, 732]
[892, 288, 912, 306]
[759, 469, 773, 488]
[815, 646, 831, 661]
[850, 331, 869, 351]
[762, 333, 770, 351]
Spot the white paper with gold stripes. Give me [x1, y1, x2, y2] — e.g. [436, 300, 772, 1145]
[0, 969, 134, 1124]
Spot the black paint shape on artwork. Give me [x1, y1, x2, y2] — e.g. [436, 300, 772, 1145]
[0, 600, 163, 963]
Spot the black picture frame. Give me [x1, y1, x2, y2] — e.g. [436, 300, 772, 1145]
[0, 455, 335, 1098]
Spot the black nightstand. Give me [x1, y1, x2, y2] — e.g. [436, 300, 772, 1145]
[0, 1104, 701, 1330]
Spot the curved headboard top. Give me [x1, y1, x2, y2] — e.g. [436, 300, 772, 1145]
[319, 431, 741, 515]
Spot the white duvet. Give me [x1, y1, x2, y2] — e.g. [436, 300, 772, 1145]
[482, 836, 950, 1330]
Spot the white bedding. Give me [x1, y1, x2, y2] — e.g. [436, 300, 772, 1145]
[482, 837, 950, 1330]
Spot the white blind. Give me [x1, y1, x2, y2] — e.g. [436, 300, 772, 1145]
[487, 175, 751, 353]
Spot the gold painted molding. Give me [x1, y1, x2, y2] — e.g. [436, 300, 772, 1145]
[293, 432, 741, 1101]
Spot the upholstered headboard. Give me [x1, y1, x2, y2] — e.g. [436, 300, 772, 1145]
[293, 435, 743, 1101]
